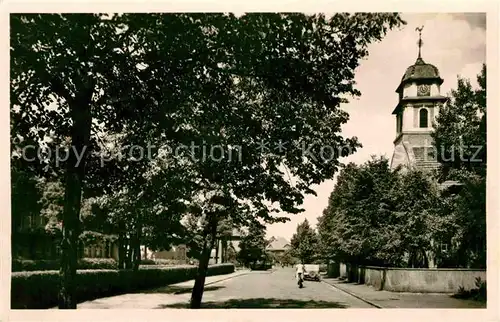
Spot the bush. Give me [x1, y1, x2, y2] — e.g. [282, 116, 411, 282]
[139, 258, 186, 266]
[78, 258, 117, 270]
[12, 258, 118, 272]
[452, 277, 487, 302]
[11, 263, 234, 309]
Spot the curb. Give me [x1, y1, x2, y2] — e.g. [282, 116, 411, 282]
[321, 280, 383, 309]
[205, 270, 250, 287]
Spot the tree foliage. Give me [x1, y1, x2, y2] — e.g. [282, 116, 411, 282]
[236, 220, 269, 267]
[279, 248, 299, 266]
[432, 64, 486, 179]
[11, 160, 43, 235]
[290, 219, 318, 264]
[317, 157, 444, 267]
[431, 64, 487, 268]
[318, 157, 399, 266]
[11, 13, 405, 308]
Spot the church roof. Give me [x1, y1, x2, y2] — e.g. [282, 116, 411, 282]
[267, 236, 290, 251]
[396, 57, 443, 93]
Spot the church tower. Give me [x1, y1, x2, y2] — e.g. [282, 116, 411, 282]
[390, 26, 448, 172]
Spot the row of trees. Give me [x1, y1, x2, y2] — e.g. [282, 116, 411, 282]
[11, 13, 406, 308]
[317, 65, 487, 269]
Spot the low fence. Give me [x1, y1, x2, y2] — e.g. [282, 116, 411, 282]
[337, 263, 485, 293]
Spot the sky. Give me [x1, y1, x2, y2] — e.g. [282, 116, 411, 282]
[265, 12, 487, 241]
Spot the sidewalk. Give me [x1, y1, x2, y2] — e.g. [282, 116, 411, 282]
[173, 269, 250, 288]
[321, 278, 486, 308]
[66, 270, 250, 309]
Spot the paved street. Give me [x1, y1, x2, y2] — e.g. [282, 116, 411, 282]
[77, 267, 375, 309]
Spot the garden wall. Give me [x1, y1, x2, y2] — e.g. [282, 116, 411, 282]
[362, 266, 486, 293]
[339, 263, 348, 279]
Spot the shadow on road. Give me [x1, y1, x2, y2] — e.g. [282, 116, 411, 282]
[158, 298, 348, 308]
[139, 285, 225, 295]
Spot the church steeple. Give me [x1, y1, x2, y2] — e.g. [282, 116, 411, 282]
[393, 25, 444, 99]
[416, 25, 424, 60]
[390, 26, 448, 172]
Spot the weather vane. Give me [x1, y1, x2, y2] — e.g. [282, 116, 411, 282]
[415, 25, 424, 59]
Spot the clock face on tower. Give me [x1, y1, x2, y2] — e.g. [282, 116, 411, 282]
[417, 84, 430, 96]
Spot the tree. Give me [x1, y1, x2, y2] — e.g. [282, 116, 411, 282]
[10, 13, 200, 307]
[317, 157, 401, 266]
[432, 64, 486, 179]
[224, 242, 238, 264]
[290, 219, 318, 264]
[391, 170, 441, 268]
[237, 220, 269, 267]
[318, 155, 447, 268]
[10, 13, 151, 308]
[280, 248, 298, 266]
[11, 13, 405, 309]
[10, 159, 44, 258]
[215, 218, 236, 263]
[155, 13, 404, 308]
[431, 64, 486, 268]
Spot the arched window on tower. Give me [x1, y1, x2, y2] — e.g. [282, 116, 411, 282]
[419, 108, 428, 128]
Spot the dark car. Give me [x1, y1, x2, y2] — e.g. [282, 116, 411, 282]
[250, 261, 272, 271]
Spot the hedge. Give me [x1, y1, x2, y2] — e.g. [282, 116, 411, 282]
[139, 258, 187, 266]
[13, 258, 192, 271]
[12, 258, 118, 271]
[11, 263, 234, 309]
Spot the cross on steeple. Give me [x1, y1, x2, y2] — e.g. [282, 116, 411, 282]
[415, 25, 424, 59]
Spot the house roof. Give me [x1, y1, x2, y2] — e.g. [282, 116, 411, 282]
[267, 236, 290, 251]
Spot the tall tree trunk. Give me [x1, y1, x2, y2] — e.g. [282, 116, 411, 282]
[214, 238, 219, 264]
[408, 250, 415, 268]
[58, 91, 93, 309]
[125, 238, 133, 269]
[133, 215, 142, 272]
[118, 230, 125, 269]
[221, 239, 227, 263]
[77, 240, 83, 259]
[29, 237, 35, 259]
[105, 240, 110, 258]
[422, 248, 429, 268]
[190, 217, 218, 309]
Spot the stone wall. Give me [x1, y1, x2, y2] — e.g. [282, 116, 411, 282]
[339, 263, 348, 279]
[361, 266, 486, 293]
